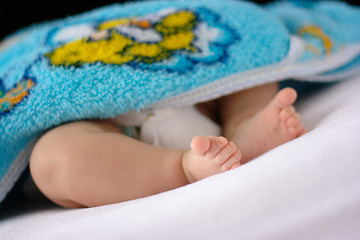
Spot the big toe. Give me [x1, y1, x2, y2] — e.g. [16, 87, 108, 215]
[286, 114, 307, 137]
[190, 136, 211, 155]
[273, 87, 297, 109]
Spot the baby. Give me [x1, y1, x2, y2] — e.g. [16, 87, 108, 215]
[29, 82, 306, 208]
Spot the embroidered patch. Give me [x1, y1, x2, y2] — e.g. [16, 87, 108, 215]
[46, 8, 237, 72]
[298, 25, 333, 55]
[0, 79, 35, 115]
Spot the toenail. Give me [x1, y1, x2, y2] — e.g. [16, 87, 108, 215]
[218, 137, 227, 145]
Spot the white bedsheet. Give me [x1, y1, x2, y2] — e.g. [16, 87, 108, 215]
[1, 74, 360, 240]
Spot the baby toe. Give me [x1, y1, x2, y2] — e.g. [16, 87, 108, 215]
[279, 106, 295, 121]
[286, 113, 301, 127]
[206, 136, 228, 157]
[273, 88, 297, 109]
[298, 128, 307, 137]
[215, 141, 237, 165]
[221, 150, 241, 172]
[288, 122, 305, 136]
[190, 136, 211, 155]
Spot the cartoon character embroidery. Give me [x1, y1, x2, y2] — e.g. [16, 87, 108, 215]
[46, 8, 237, 71]
[0, 7, 237, 115]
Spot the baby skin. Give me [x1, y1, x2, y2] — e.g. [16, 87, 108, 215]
[30, 83, 306, 208]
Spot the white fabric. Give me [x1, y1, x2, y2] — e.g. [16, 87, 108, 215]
[140, 106, 221, 149]
[111, 106, 221, 149]
[1, 74, 360, 240]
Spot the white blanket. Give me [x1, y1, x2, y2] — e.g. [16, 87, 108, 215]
[1, 74, 360, 240]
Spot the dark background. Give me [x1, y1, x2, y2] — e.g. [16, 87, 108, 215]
[1, 0, 359, 41]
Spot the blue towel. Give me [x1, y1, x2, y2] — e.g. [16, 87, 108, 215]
[1, 0, 359, 204]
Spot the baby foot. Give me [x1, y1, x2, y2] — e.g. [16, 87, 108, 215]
[230, 87, 307, 163]
[182, 136, 241, 183]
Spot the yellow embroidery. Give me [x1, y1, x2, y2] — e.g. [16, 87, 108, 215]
[98, 18, 132, 30]
[47, 31, 135, 66]
[161, 31, 194, 50]
[128, 43, 162, 57]
[298, 25, 333, 54]
[46, 10, 198, 67]
[163, 11, 195, 28]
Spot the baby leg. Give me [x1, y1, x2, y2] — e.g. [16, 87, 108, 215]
[30, 121, 188, 207]
[30, 121, 240, 207]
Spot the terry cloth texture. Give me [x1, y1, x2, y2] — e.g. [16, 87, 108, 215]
[0, 0, 360, 204]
